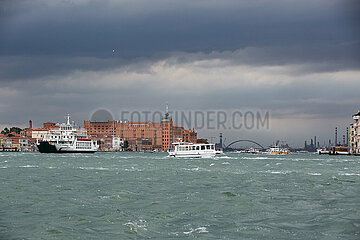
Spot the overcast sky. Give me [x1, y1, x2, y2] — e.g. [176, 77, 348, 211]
[1, 0, 359, 147]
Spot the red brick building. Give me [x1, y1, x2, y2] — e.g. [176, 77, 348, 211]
[84, 112, 197, 151]
[43, 122, 56, 129]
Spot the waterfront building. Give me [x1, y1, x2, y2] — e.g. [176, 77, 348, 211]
[350, 110, 360, 155]
[350, 123, 355, 154]
[84, 111, 197, 151]
[112, 137, 124, 151]
[31, 128, 51, 139]
[0, 133, 36, 151]
[43, 122, 56, 129]
[0, 135, 12, 148]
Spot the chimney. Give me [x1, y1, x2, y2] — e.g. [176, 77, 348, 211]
[335, 127, 338, 146]
[219, 133, 223, 148]
[29, 120, 32, 129]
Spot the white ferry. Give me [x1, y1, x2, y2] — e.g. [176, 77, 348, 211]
[317, 148, 330, 155]
[37, 115, 98, 153]
[266, 145, 290, 155]
[168, 142, 217, 158]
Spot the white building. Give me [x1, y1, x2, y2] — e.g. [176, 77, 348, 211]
[19, 138, 29, 151]
[350, 110, 360, 155]
[112, 137, 124, 151]
[0, 137, 12, 148]
[31, 129, 50, 140]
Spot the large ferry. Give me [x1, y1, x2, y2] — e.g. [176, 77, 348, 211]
[37, 115, 98, 153]
[168, 142, 217, 158]
[329, 146, 349, 155]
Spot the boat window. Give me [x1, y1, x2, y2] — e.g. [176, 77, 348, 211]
[211, 145, 214, 150]
[206, 145, 210, 150]
[201, 145, 205, 150]
[192, 146, 196, 150]
[196, 146, 200, 150]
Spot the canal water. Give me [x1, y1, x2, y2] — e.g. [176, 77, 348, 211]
[1, 152, 359, 239]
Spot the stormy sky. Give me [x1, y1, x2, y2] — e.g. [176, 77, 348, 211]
[1, 0, 360, 147]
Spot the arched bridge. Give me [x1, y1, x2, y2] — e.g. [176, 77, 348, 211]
[224, 139, 265, 150]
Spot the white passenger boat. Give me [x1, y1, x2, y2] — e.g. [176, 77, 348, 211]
[317, 148, 329, 155]
[215, 148, 224, 155]
[168, 142, 216, 158]
[266, 145, 290, 155]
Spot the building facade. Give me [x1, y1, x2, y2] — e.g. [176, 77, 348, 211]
[350, 110, 360, 155]
[84, 112, 197, 151]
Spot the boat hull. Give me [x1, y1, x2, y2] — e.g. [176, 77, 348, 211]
[37, 141, 96, 153]
[168, 152, 216, 158]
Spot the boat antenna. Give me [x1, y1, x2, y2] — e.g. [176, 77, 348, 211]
[66, 114, 70, 125]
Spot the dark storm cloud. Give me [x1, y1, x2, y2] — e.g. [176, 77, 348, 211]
[0, 0, 355, 56]
[0, 0, 358, 83]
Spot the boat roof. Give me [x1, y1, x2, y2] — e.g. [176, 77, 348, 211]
[172, 142, 214, 145]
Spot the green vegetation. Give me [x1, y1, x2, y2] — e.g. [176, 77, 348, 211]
[197, 138, 209, 144]
[1, 127, 23, 135]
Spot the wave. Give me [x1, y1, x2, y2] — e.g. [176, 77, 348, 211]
[78, 167, 110, 171]
[183, 227, 208, 235]
[338, 172, 360, 176]
[308, 173, 322, 176]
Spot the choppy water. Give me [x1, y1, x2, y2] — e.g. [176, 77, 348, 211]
[1, 152, 360, 239]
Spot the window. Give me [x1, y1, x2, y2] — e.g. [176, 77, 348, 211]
[201, 145, 205, 150]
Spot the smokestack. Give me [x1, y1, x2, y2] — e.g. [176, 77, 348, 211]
[219, 133, 223, 148]
[335, 127, 338, 146]
[314, 136, 317, 148]
[346, 127, 349, 146]
[343, 135, 345, 146]
[29, 120, 32, 129]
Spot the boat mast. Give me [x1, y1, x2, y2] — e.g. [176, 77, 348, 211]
[66, 114, 70, 125]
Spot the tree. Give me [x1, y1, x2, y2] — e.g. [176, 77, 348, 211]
[1, 127, 22, 135]
[1, 128, 9, 135]
[10, 127, 22, 134]
[197, 138, 209, 144]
